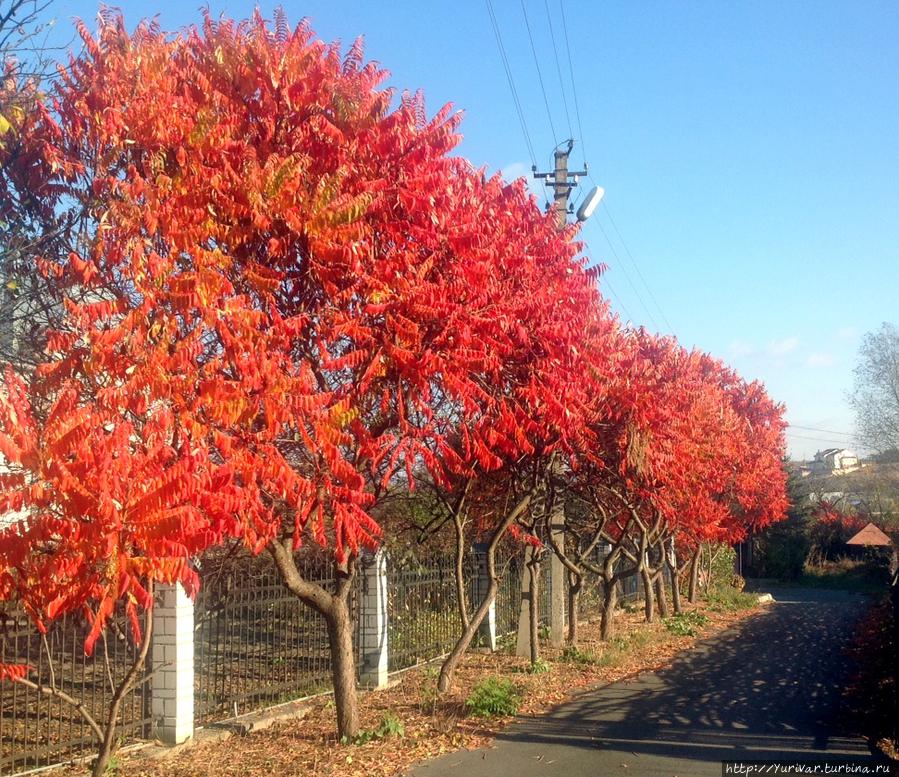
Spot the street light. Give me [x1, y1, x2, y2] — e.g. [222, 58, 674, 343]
[576, 185, 605, 223]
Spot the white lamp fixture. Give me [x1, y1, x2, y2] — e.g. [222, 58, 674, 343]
[576, 185, 605, 222]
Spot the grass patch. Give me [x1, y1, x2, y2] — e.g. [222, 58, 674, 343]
[664, 610, 710, 636]
[795, 559, 889, 594]
[342, 713, 405, 745]
[465, 676, 521, 718]
[594, 626, 661, 667]
[560, 645, 598, 665]
[525, 658, 551, 674]
[706, 586, 758, 612]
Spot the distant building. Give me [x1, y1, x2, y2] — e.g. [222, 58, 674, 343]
[810, 448, 860, 475]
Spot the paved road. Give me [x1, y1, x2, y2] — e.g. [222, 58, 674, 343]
[409, 588, 890, 777]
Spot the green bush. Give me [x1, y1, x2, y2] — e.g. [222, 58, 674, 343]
[526, 657, 551, 674]
[706, 586, 757, 612]
[560, 645, 597, 665]
[664, 611, 710, 636]
[343, 713, 405, 745]
[465, 676, 521, 718]
[418, 665, 440, 714]
[708, 544, 738, 589]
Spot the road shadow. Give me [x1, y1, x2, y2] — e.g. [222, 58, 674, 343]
[498, 588, 888, 765]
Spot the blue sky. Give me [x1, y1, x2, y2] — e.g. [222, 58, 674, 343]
[42, 1, 899, 458]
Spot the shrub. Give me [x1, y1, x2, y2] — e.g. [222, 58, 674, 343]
[465, 677, 521, 718]
[342, 714, 405, 745]
[526, 658, 551, 674]
[664, 611, 710, 636]
[561, 646, 597, 665]
[706, 586, 757, 612]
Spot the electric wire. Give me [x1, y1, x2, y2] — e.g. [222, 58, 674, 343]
[785, 432, 858, 444]
[485, 0, 537, 168]
[544, 0, 573, 140]
[599, 275, 636, 325]
[602, 201, 675, 333]
[591, 217, 661, 331]
[787, 425, 855, 438]
[559, 0, 588, 167]
[519, 0, 558, 145]
[557, 2, 672, 334]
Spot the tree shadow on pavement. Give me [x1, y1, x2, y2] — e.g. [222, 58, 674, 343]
[499, 588, 890, 766]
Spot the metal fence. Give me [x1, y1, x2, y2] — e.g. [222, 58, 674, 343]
[2, 548, 650, 774]
[387, 555, 465, 671]
[193, 552, 359, 723]
[0, 611, 151, 776]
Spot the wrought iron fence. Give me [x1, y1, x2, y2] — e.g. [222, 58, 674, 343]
[495, 554, 522, 636]
[3, 545, 652, 774]
[387, 555, 465, 671]
[193, 551, 359, 724]
[0, 610, 150, 776]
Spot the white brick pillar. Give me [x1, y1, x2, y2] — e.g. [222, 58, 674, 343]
[472, 544, 497, 651]
[549, 506, 567, 647]
[358, 550, 388, 688]
[151, 583, 194, 745]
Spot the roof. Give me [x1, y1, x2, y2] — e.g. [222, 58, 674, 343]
[846, 523, 893, 547]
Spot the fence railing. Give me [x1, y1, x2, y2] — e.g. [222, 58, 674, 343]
[1, 548, 648, 775]
[0, 611, 150, 776]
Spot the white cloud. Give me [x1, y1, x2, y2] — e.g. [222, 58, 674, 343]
[728, 340, 757, 358]
[500, 161, 544, 200]
[767, 336, 800, 357]
[805, 352, 835, 368]
[837, 326, 858, 342]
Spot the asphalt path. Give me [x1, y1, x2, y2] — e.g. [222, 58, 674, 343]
[409, 587, 891, 777]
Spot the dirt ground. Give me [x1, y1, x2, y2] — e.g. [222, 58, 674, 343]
[51, 598, 763, 777]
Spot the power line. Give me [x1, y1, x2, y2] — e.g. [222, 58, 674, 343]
[788, 424, 855, 438]
[590, 217, 661, 331]
[601, 201, 675, 333]
[485, 0, 537, 168]
[519, 0, 558, 145]
[559, 0, 587, 168]
[600, 275, 636, 325]
[784, 432, 857, 444]
[544, 0, 573, 140]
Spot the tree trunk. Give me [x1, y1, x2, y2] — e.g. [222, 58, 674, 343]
[92, 583, 154, 777]
[527, 554, 541, 666]
[688, 547, 701, 603]
[654, 573, 669, 619]
[438, 567, 499, 693]
[600, 576, 618, 641]
[453, 513, 470, 630]
[268, 542, 360, 739]
[325, 595, 359, 741]
[641, 567, 655, 623]
[438, 490, 533, 693]
[567, 571, 581, 646]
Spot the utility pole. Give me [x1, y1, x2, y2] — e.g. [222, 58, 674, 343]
[533, 139, 588, 231]
[534, 139, 588, 648]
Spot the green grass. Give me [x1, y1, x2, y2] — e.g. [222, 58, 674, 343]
[342, 713, 405, 745]
[664, 610, 710, 636]
[705, 585, 758, 612]
[594, 627, 659, 667]
[465, 676, 521, 718]
[794, 559, 889, 594]
[560, 645, 598, 665]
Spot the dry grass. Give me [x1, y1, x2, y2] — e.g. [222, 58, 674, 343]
[58, 599, 759, 777]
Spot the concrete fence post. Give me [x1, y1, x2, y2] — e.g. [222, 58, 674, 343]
[549, 508, 567, 647]
[358, 550, 389, 688]
[151, 583, 194, 745]
[471, 543, 497, 651]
